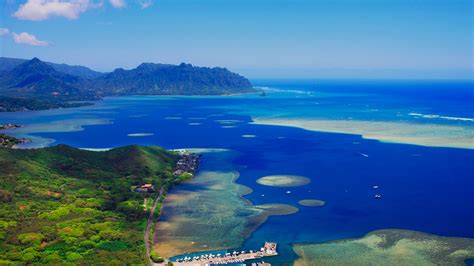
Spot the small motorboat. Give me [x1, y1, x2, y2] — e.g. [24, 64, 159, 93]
[374, 194, 382, 199]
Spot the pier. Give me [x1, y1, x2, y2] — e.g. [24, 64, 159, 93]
[171, 242, 277, 265]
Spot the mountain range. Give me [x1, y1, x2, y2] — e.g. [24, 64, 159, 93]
[0, 57, 254, 111]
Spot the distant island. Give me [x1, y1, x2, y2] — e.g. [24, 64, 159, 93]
[0, 57, 255, 112]
[0, 144, 200, 264]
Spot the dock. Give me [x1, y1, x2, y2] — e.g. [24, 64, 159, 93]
[171, 242, 277, 265]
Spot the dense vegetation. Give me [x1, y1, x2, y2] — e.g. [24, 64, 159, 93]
[0, 59, 99, 102]
[0, 57, 254, 111]
[0, 145, 180, 265]
[90, 62, 254, 96]
[0, 96, 91, 112]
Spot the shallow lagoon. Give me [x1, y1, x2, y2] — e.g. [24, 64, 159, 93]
[1, 80, 473, 264]
[154, 149, 299, 259]
[293, 229, 474, 266]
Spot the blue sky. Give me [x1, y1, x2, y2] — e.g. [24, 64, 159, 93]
[0, 0, 472, 79]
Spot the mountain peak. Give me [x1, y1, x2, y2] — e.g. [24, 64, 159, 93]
[136, 63, 157, 71]
[0, 57, 85, 99]
[11, 57, 55, 75]
[0, 57, 104, 79]
[135, 62, 171, 72]
[178, 62, 193, 68]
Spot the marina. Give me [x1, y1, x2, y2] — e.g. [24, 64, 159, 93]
[169, 242, 278, 265]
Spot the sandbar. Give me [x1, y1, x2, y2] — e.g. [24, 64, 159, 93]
[298, 199, 325, 207]
[252, 118, 474, 149]
[256, 175, 310, 187]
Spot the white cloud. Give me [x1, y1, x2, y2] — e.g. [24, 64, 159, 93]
[0, 28, 10, 36]
[12, 32, 49, 46]
[13, 0, 92, 21]
[109, 0, 125, 8]
[137, 0, 152, 9]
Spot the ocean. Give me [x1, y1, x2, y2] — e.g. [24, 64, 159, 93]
[1, 79, 473, 264]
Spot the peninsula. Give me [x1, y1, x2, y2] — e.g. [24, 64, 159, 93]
[0, 144, 200, 264]
[0, 124, 30, 148]
[0, 57, 255, 112]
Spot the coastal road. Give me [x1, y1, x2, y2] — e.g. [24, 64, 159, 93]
[145, 189, 164, 265]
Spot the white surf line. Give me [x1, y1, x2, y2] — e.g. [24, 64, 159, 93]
[409, 113, 474, 122]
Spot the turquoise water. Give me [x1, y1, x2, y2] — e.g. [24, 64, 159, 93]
[0, 80, 473, 264]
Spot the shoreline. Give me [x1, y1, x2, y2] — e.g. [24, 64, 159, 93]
[0, 124, 31, 148]
[0, 91, 260, 114]
[4, 118, 114, 149]
[152, 148, 299, 261]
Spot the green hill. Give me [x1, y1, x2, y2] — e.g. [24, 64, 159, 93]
[0, 145, 179, 265]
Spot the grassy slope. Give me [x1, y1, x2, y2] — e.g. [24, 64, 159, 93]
[0, 145, 178, 265]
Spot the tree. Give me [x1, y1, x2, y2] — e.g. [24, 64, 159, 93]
[150, 251, 164, 263]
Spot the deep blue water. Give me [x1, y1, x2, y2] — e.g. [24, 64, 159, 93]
[0, 80, 473, 264]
